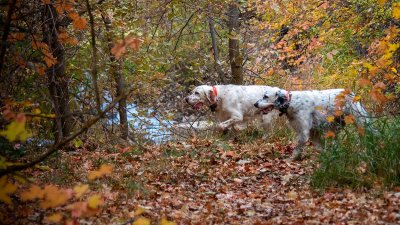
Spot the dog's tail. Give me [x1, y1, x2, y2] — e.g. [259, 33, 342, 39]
[347, 97, 377, 134]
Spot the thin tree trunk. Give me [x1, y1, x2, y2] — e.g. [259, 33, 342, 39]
[227, 3, 243, 84]
[101, 13, 129, 140]
[86, 0, 102, 113]
[0, 0, 17, 97]
[42, 4, 72, 143]
[208, 15, 227, 84]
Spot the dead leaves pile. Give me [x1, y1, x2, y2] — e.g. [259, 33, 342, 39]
[1, 138, 400, 224]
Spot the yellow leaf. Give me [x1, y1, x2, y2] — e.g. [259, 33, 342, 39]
[87, 194, 103, 209]
[73, 184, 89, 198]
[132, 217, 151, 225]
[88, 164, 113, 180]
[353, 95, 361, 102]
[314, 106, 322, 111]
[0, 117, 32, 142]
[0, 176, 17, 204]
[393, 3, 400, 19]
[20, 184, 44, 201]
[46, 213, 63, 223]
[40, 185, 71, 209]
[325, 131, 336, 138]
[161, 218, 176, 225]
[134, 207, 146, 216]
[378, 0, 387, 6]
[326, 116, 335, 123]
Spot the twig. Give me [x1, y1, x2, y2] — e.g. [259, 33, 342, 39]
[173, 9, 200, 51]
[0, 87, 135, 177]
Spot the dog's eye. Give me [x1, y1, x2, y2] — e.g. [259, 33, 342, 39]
[263, 95, 269, 99]
[194, 92, 199, 95]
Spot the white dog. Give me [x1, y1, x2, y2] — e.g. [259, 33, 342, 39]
[254, 87, 371, 160]
[185, 85, 278, 131]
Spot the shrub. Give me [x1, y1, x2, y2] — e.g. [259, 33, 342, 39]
[312, 116, 400, 189]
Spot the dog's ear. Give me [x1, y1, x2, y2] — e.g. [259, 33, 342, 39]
[275, 89, 287, 106]
[208, 89, 217, 103]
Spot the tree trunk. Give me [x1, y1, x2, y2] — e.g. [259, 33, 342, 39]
[208, 15, 227, 84]
[42, 4, 72, 143]
[227, 3, 243, 84]
[102, 13, 129, 140]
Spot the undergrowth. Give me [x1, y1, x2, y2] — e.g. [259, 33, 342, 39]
[312, 116, 400, 190]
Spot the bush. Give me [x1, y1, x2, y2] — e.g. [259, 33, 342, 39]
[312, 116, 400, 189]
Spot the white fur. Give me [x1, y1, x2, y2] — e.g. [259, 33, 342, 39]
[255, 88, 371, 160]
[185, 85, 278, 131]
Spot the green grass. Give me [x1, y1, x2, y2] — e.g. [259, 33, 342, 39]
[312, 116, 400, 190]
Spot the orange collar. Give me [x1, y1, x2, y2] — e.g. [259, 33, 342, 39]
[212, 86, 218, 97]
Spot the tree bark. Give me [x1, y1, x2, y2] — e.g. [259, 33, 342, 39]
[42, 4, 72, 143]
[208, 15, 227, 84]
[102, 13, 129, 140]
[227, 3, 243, 84]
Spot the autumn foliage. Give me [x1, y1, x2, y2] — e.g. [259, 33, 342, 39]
[1, 0, 400, 224]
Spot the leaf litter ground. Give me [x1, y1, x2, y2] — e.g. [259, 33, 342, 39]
[2, 137, 400, 224]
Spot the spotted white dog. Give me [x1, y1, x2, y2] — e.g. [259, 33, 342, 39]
[254, 87, 371, 160]
[185, 85, 278, 131]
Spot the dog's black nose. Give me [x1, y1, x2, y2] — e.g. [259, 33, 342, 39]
[254, 102, 259, 108]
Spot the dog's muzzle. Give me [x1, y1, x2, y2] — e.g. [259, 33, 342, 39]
[254, 100, 274, 114]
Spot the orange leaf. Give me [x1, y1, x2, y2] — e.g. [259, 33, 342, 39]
[370, 82, 387, 104]
[40, 185, 72, 209]
[334, 110, 343, 117]
[111, 36, 142, 59]
[35, 64, 46, 76]
[88, 164, 113, 180]
[69, 12, 87, 30]
[0, 176, 17, 204]
[44, 53, 57, 67]
[344, 115, 355, 124]
[20, 184, 44, 201]
[358, 127, 365, 136]
[324, 131, 335, 138]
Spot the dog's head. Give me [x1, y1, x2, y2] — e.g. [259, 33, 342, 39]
[185, 85, 217, 110]
[254, 88, 289, 114]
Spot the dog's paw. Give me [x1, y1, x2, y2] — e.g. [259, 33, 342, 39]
[289, 149, 302, 161]
[217, 122, 231, 131]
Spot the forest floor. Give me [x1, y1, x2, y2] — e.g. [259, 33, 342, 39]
[3, 136, 400, 224]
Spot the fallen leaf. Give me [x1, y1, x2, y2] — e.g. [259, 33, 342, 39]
[132, 217, 151, 225]
[46, 213, 63, 223]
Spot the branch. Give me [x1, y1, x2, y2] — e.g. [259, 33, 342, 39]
[173, 9, 200, 51]
[0, 0, 17, 76]
[0, 87, 135, 177]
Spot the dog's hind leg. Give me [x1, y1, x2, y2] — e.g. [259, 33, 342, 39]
[310, 129, 322, 151]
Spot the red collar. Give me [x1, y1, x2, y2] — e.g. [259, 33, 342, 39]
[285, 90, 291, 102]
[212, 86, 218, 97]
